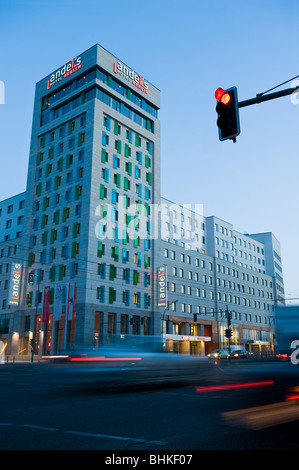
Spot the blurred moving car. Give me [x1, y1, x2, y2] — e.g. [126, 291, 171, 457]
[228, 349, 251, 359]
[207, 349, 230, 360]
[45, 335, 211, 389]
[275, 349, 291, 361]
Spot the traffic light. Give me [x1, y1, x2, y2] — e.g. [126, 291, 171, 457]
[215, 86, 240, 142]
[27, 292, 33, 308]
[224, 328, 233, 339]
[226, 310, 232, 326]
[28, 272, 34, 286]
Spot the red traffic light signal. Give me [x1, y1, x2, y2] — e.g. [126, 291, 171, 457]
[215, 87, 240, 142]
[215, 88, 231, 105]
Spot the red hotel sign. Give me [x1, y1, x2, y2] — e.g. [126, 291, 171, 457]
[8, 263, 22, 305]
[157, 266, 167, 308]
[113, 61, 149, 95]
[47, 57, 82, 90]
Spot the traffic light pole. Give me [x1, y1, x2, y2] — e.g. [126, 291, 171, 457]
[238, 85, 299, 109]
[226, 305, 231, 355]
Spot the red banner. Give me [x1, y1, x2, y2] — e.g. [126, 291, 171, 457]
[42, 286, 50, 323]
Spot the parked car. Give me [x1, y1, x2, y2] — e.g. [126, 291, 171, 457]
[228, 349, 251, 359]
[207, 349, 230, 360]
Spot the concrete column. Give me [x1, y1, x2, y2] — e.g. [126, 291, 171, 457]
[181, 340, 190, 354]
[11, 332, 19, 356]
[115, 313, 121, 335]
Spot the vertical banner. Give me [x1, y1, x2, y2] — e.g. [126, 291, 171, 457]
[67, 282, 76, 321]
[53, 284, 64, 322]
[157, 266, 167, 308]
[42, 286, 50, 323]
[8, 263, 22, 305]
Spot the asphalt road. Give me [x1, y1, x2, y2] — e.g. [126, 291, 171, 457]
[1, 359, 299, 452]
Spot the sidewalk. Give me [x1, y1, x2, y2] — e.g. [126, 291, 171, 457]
[2, 355, 41, 363]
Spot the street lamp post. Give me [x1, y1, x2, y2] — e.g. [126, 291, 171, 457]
[161, 300, 177, 351]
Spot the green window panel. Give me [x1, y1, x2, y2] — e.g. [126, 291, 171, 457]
[137, 200, 142, 215]
[133, 235, 139, 248]
[50, 229, 55, 244]
[135, 133, 140, 147]
[36, 183, 42, 197]
[125, 161, 132, 176]
[62, 207, 67, 223]
[71, 242, 77, 258]
[54, 176, 59, 190]
[122, 230, 128, 245]
[123, 195, 129, 209]
[41, 214, 46, 229]
[49, 288, 54, 305]
[111, 246, 119, 262]
[146, 119, 151, 131]
[42, 231, 48, 246]
[144, 203, 149, 217]
[100, 184, 106, 200]
[42, 197, 48, 211]
[146, 172, 152, 186]
[58, 265, 64, 281]
[75, 184, 81, 200]
[97, 241, 104, 258]
[124, 143, 130, 158]
[144, 255, 149, 269]
[48, 146, 54, 160]
[109, 264, 117, 281]
[114, 173, 121, 188]
[36, 152, 42, 166]
[108, 287, 116, 304]
[114, 121, 120, 136]
[72, 222, 78, 238]
[133, 270, 139, 285]
[101, 148, 108, 163]
[45, 163, 51, 177]
[65, 154, 72, 169]
[124, 177, 129, 192]
[54, 209, 60, 225]
[145, 155, 150, 168]
[98, 204, 108, 220]
[39, 135, 46, 148]
[57, 157, 63, 172]
[50, 266, 56, 282]
[126, 214, 132, 228]
[28, 253, 34, 268]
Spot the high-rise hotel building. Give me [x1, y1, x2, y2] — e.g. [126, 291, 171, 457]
[0, 44, 285, 357]
[18, 44, 160, 354]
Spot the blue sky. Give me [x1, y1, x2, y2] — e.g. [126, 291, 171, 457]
[0, 0, 298, 300]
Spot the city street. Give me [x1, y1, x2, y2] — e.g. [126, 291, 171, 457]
[1, 359, 299, 451]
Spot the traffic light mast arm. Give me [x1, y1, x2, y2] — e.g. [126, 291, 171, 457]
[238, 85, 299, 108]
